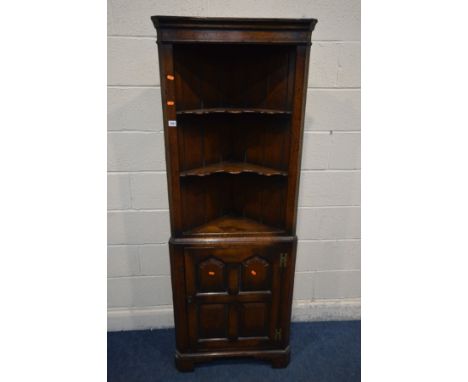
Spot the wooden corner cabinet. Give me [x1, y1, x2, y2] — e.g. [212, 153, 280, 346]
[151, 16, 317, 372]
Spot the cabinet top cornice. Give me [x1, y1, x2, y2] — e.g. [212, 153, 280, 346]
[151, 16, 317, 44]
[152, 16, 317, 30]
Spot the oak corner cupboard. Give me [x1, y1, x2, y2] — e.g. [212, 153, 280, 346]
[151, 15, 317, 372]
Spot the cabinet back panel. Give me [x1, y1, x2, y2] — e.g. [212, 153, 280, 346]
[174, 45, 295, 110]
[177, 115, 290, 171]
[180, 174, 286, 233]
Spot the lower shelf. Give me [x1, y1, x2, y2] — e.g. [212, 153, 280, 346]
[185, 215, 283, 236]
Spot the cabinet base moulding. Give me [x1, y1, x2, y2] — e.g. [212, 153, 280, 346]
[175, 347, 291, 372]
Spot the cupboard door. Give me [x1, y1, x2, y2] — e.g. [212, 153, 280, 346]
[184, 245, 288, 350]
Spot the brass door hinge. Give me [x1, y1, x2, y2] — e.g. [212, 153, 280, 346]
[274, 328, 282, 341]
[279, 253, 288, 268]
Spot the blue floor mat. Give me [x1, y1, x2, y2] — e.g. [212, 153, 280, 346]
[108, 320, 360, 382]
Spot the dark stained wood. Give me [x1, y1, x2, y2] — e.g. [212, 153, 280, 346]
[171, 235, 296, 246]
[158, 44, 183, 235]
[279, 238, 298, 348]
[173, 44, 297, 110]
[185, 215, 283, 236]
[177, 116, 290, 172]
[179, 175, 288, 234]
[152, 15, 316, 371]
[284, 45, 311, 234]
[157, 28, 311, 45]
[183, 245, 287, 352]
[152, 16, 317, 31]
[194, 291, 272, 304]
[175, 346, 290, 372]
[180, 161, 287, 177]
[168, 243, 189, 352]
[177, 108, 291, 115]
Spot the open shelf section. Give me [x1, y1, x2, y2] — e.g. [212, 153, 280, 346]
[176, 108, 291, 116]
[185, 215, 284, 236]
[180, 161, 287, 177]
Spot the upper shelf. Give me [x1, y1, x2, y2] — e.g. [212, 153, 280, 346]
[176, 108, 291, 116]
[180, 161, 288, 177]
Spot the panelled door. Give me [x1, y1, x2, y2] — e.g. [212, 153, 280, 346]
[184, 245, 289, 351]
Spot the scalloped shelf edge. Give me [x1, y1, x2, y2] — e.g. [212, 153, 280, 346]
[180, 162, 288, 177]
[176, 108, 292, 116]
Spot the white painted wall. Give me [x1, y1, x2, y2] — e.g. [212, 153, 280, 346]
[107, 0, 361, 331]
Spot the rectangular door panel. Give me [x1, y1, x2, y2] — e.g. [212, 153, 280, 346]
[238, 302, 270, 338]
[198, 304, 228, 339]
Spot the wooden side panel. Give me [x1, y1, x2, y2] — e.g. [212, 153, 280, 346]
[278, 239, 297, 347]
[168, 242, 189, 352]
[158, 43, 183, 234]
[285, 45, 311, 233]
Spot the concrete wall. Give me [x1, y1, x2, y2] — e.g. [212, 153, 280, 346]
[108, 0, 360, 330]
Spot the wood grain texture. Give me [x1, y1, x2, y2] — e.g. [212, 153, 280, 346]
[180, 161, 287, 177]
[177, 108, 291, 115]
[185, 215, 284, 236]
[153, 16, 315, 371]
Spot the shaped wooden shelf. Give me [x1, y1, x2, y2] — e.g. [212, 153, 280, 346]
[185, 215, 284, 236]
[179, 161, 288, 177]
[176, 108, 291, 116]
